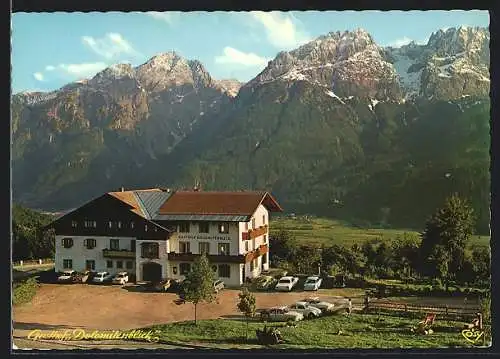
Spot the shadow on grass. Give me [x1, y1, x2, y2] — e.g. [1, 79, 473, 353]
[13, 321, 81, 331]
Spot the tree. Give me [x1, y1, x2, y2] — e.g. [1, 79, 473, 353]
[237, 287, 256, 341]
[180, 254, 216, 324]
[419, 194, 475, 284]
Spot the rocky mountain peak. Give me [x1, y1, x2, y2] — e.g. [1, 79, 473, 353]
[246, 28, 400, 101]
[427, 26, 489, 57]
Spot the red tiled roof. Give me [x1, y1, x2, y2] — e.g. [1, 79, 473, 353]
[158, 191, 283, 215]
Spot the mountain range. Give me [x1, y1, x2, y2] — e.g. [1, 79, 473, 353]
[11, 26, 491, 233]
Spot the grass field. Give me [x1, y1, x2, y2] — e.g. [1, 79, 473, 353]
[147, 313, 490, 349]
[270, 217, 490, 248]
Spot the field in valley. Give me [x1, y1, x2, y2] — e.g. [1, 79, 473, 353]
[270, 216, 490, 248]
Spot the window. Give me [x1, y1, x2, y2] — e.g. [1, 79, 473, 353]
[84, 238, 96, 249]
[144, 224, 148, 232]
[252, 218, 256, 229]
[62, 238, 73, 248]
[179, 222, 190, 233]
[116, 261, 123, 269]
[263, 253, 268, 264]
[252, 238, 256, 250]
[180, 263, 191, 275]
[131, 240, 136, 252]
[245, 241, 249, 252]
[110, 239, 120, 250]
[179, 242, 191, 253]
[199, 222, 209, 233]
[199, 242, 210, 255]
[84, 220, 97, 228]
[245, 222, 248, 231]
[262, 215, 266, 225]
[250, 260, 254, 271]
[264, 235, 267, 244]
[118, 221, 122, 229]
[126, 261, 133, 269]
[218, 264, 230, 278]
[85, 260, 95, 271]
[218, 243, 230, 255]
[141, 243, 159, 259]
[71, 221, 78, 228]
[218, 222, 229, 234]
[63, 259, 73, 269]
[130, 221, 135, 229]
[106, 260, 113, 268]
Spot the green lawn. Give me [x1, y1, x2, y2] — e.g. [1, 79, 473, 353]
[146, 313, 490, 349]
[270, 217, 490, 248]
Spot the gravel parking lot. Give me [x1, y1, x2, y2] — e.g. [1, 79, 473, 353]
[13, 283, 353, 335]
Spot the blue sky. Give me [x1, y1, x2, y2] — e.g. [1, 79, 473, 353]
[11, 10, 489, 93]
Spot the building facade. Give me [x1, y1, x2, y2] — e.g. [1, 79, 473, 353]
[48, 189, 283, 287]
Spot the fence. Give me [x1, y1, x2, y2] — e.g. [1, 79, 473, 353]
[12, 258, 55, 268]
[366, 300, 480, 317]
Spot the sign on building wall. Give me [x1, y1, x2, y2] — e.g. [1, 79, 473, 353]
[177, 234, 232, 241]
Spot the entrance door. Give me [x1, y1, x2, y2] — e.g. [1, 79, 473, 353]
[241, 265, 246, 284]
[142, 262, 162, 282]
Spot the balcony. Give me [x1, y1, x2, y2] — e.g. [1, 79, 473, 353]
[242, 225, 268, 241]
[244, 244, 269, 263]
[102, 249, 135, 259]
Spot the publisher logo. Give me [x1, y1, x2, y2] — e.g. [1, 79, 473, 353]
[461, 328, 484, 344]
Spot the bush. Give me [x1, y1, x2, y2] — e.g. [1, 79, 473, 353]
[13, 277, 38, 305]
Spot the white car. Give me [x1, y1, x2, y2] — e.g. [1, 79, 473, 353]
[259, 306, 304, 322]
[303, 276, 322, 291]
[302, 297, 335, 312]
[57, 270, 77, 283]
[275, 276, 299, 291]
[112, 272, 129, 285]
[92, 271, 113, 284]
[288, 302, 322, 319]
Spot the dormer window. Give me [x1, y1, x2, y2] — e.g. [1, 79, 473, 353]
[71, 221, 78, 228]
[118, 221, 122, 229]
[130, 221, 135, 229]
[108, 221, 113, 229]
[252, 218, 256, 229]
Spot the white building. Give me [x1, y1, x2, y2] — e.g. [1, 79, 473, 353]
[48, 188, 283, 286]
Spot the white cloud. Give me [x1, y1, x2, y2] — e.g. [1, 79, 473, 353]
[249, 11, 310, 50]
[82, 33, 141, 60]
[45, 65, 55, 71]
[215, 47, 269, 67]
[146, 11, 180, 25]
[56, 62, 108, 77]
[33, 72, 44, 81]
[387, 36, 428, 48]
[387, 37, 413, 48]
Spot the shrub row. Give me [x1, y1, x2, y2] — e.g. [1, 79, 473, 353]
[13, 277, 39, 305]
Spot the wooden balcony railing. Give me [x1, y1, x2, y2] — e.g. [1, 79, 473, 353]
[244, 244, 269, 263]
[102, 249, 135, 258]
[167, 252, 245, 264]
[242, 225, 268, 241]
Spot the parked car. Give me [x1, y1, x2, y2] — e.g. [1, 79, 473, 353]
[213, 279, 225, 293]
[57, 270, 78, 283]
[255, 275, 277, 291]
[288, 301, 323, 319]
[92, 271, 113, 284]
[303, 276, 322, 291]
[302, 296, 335, 312]
[259, 306, 304, 322]
[275, 276, 299, 291]
[112, 272, 129, 285]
